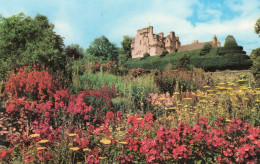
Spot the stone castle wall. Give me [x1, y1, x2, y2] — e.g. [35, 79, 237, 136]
[131, 26, 221, 58]
[131, 26, 181, 58]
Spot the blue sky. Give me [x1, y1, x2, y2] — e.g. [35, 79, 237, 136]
[1, 0, 260, 54]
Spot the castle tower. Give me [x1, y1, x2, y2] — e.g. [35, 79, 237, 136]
[213, 35, 217, 46]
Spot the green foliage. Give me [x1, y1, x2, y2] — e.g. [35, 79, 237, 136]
[173, 54, 191, 70]
[65, 44, 84, 59]
[126, 46, 252, 71]
[218, 46, 246, 56]
[0, 12, 65, 81]
[160, 50, 169, 57]
[154, 67, 211, 94]
[250, 48, 260, 74]
[86, 35, 119, 62]
[118, 35, 133, 66]
[190, 53, 252, 71]
[200, 43, 212, 56]
[143, 52, 150, 58]
[255, 17, 260, 36]
[224, 35, 238, 47]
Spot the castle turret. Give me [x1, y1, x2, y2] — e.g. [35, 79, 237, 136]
[158, 32, 164, 39]
[170, 31, 175, 38]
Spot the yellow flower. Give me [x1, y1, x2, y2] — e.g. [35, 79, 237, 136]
[200, 100, 208, 103]
[68, 133, 77, 137]
[37, 147, 46, 150]
[83, 148, 91, 152]
[218, 87, 227, 90]
[70, 147, 80, 151]
[154, 102, 161, 105]
[29, 133, 40, 138]
[244, 98, 249, 101]
[225, 119, 231, 123]
[207, 90, 214, 92]
[100, 139, 111, 145]
[203, 85, 210, 89]
[99, 157, 107, 160]
[251, 110, 256, 112]
[226, 87, 233, 90]
[173, 92, 180, 95]
[118, 141, 128, 145]
[137, 118, 143, 121]
[219, 82, 225, 85]
[167, 107, 177, 110]
[158, 98, 166, 101]
[68, 143, 73, 146]
[255, 100, 260, 103]
[38, 140, 49, 144]
[216, 92, 222, 95]
[237, 79, 246, 82]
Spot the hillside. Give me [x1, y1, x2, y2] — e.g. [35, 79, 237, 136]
[126, 47, 252, 71]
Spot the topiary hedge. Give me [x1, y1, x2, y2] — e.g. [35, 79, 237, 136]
[126, 48, 252, 71]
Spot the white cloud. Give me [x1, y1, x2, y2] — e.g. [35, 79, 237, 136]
[54, 21, 78, 45]
[108, 0, 260, 54]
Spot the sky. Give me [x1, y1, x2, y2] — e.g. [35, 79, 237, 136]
[0, 0, 260, 54]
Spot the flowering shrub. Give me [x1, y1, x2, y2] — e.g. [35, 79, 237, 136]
[130, 68, 147, 78]
[154, 67, 212, 94]
[91, 61, 119, 74]
[0, 67, 259, 163]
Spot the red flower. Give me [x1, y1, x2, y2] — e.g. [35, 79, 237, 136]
[24, 155, 36, 163]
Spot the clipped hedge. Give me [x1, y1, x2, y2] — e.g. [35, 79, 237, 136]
[126, 48, 252, 71]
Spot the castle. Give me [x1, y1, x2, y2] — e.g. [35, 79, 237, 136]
[131, 26, 221, 58]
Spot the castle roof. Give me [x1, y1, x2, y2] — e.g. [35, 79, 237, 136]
[178, 41, 214, 52]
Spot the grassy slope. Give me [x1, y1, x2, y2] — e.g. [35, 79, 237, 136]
[126, 48, 252, 71]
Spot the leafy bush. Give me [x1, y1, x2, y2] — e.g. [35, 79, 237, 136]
[200, 43, 212, 56]
[154, 67, 211, 94]
[143, 52, 150, 58]
[173, 54, 191, 70]
[130, 68, 147, 78]
[224, 35, 238, 47]
[160, 50, 169, 57]
[126, 48, 252, 71]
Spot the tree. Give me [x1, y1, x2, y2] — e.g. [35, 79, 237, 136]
[118, 35, 133, 65]
[65, 44, 84, 60]
[224, 35, 238, 47]
[86, 36, 119, 62]
[200, 43, 212, 56]
[250, 48, 260, 73]
[255, 17, 260, 36]
[0, 13, 65, 81]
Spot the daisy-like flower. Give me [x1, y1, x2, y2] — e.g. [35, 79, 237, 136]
[100, 139, 111, 145]
[83, 148, 91, 152]
[118, 141, 128, 145]
[68, 133, 77, 137]
[29, 133, 40, 138]
[38, 140, 49, 144]
[37, 147, 46, 150]
[99, 157, 107, 160]
[70, 147, 80, 151]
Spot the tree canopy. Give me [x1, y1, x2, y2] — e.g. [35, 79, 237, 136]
[65, 44, 84, 60]
[0, 12, 65, 80]
[224, 35, 238, 47]
[86, 36, 119, 62]
[255, 17, 260, 36]
[118, 35, 133, 65]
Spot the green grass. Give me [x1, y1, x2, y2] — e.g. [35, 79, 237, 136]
[126, 48, 252, 71]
